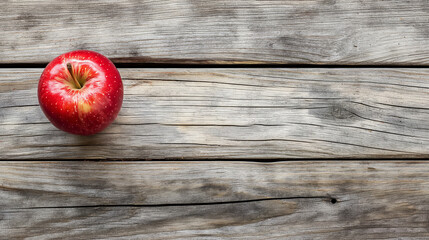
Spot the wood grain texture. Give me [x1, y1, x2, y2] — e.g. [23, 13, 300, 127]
[1, 68, 429, 159]
[1, 161, 429, 239]
[2, 0, 429, 65]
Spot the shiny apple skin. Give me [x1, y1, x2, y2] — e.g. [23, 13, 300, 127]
[38, 50, 123, 135]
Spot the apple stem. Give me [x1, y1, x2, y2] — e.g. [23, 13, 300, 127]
[67, 63, 82, 89]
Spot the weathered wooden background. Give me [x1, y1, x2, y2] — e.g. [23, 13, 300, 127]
[2, 68, 429, 159]
[1, 0, 429, 239]
[2, 0, 429, 65]
[2, 161, 429, 239]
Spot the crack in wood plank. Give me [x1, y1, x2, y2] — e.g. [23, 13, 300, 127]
[10, 196, 333, 210]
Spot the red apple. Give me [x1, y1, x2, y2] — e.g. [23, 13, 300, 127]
[38, 50, 123, 135]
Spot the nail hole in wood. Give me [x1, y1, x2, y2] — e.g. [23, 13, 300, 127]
[331, 198, 337, 204]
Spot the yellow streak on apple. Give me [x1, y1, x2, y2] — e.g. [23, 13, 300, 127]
[78, 101, 92, 114]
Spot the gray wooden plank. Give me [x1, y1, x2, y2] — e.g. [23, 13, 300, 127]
[0, 68, 429, 159]
[1, 161, 429, 239]
[1, 0, 429, 65]
[1, 68, 429, 159]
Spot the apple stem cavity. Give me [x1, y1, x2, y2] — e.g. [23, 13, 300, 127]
[67, 63, 82, 89]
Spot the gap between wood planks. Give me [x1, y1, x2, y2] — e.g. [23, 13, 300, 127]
[5, 158, 429, 162]
[2, 63, 429, 68]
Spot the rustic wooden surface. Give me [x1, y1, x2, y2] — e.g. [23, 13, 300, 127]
[2, 0, 429, 239]
[2, 0, 429, 65]
[1, 161, 429, 239]
[1, 68, 429, 159]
